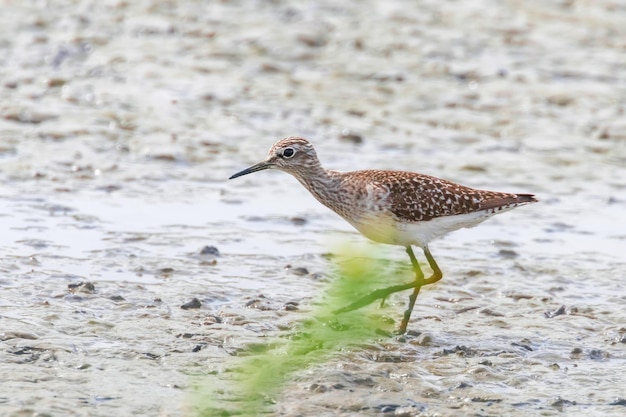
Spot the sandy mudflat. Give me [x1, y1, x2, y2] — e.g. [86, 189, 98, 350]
[1, 0, 625, 416]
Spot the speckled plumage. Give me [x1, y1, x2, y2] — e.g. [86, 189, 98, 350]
[231, 136, 536, 247]
[229, 136, 537, 333]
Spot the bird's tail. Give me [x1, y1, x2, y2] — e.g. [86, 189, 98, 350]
[515, 194, 538, 204]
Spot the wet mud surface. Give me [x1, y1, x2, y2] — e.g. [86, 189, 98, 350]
[1, 0, 625, 416]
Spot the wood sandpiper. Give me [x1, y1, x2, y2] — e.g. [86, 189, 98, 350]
[229, 136, 537, 333]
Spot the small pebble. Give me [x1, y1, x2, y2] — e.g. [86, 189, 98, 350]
[589, 349, 609, 360]
[570, 347, 583, 359]
[68, 282, 96, 294]
[550, 397, 576, 410]
[283, 301, 299, 311]
[181, 298, 202, 310]
[199, 245, 220, 256]
[203, 315, 222, 325]
[290, 216, 307, 225]
[498, 249, 518, 258]
[245, 299, 273, 311]
[142, 353, 159, 360]
[290, 267, 309, 276]
[309, 383, 327, 393]
[545, 305, 567, 318]
[415, 332, 433, 346]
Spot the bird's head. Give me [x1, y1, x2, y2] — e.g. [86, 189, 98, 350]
[229, 136, 320, 180]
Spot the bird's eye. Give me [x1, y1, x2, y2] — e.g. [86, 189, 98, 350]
[282, 147, 295, 158]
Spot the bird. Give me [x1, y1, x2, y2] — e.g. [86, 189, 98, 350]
[229, 136, 537, 333]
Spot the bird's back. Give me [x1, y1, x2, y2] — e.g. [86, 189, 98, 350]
[326, 169, 536, 246]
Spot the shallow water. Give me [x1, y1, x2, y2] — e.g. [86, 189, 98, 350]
[1, 0, 626, 416]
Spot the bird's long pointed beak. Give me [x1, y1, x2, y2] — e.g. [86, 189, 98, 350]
[229, 161, 273, 180]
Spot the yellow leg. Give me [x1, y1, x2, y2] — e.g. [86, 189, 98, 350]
[398, 246, 442, 334]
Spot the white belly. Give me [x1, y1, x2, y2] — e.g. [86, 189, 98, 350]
[348, 210, 496, 248]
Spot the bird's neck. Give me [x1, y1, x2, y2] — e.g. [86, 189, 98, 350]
[293, 166, 343, 206]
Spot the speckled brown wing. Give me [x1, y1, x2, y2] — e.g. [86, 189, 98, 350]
[367, 170, 536, 222]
